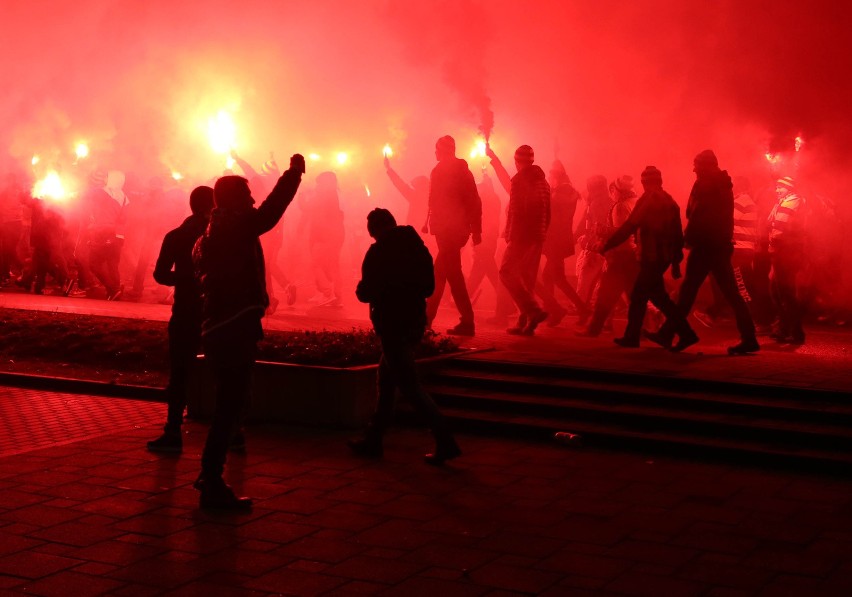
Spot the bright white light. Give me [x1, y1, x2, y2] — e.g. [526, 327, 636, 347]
[33, 171, 66, 201]
[75, 142, 89, 159]
[336, 152, 349, 165]
[171, 171, 183, 181]
[31, 155, 40, 166]
[470, 139, 486, 159]
[208, 110, 237, 154]
[309, 153, 321, 161]
[382, 144, 393, 158]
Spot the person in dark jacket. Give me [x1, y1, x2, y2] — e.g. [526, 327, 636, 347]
[488, 144, 551, 335]
[191, 154, 304, 510]
[600, 166, 697, 349]
[147, 187, 215, 453]
[651, 150, 759, 355]
[349, 208, 461, 465]
[424, 135, 482, 336]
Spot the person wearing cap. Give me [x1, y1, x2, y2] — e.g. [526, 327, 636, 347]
[649, 150, 759, 354]
[535, 160, 589, 327]
[424, 135, 482, 336]
[191, 153, 304, 510]
[767, 176, 806, 344]
[348, 208, 461, 465]
[486, 144, 551, 335]
[578, 175, 640, 337]
[599, 166, 697, 348]
[147, 187, 215, 453]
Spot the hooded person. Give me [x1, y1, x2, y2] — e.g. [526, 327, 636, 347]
[424, 135, 482, 336]
[493, 144, 551, 335]
[191, 154, 304, 510]
[650, 150, 759, 355]
[349, 208, 461, 464]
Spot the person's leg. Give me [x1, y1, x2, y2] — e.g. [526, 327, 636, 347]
[710, 253, 757, 342]
[425, 236, 449, 326]
[443, 240, 474, 327]
[646, 263, 698, 350]
[585, 262, 622, 336]
[620, 263, 657, 344]
[658, 250, 709, 342]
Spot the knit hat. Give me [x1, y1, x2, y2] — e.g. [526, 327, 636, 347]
[514, 145, 534, 164]
[776, 176, 795, 189]
[693, 149, 718, 167]
[436, 135, 456, 154]
[641, 166, 663, 185]
[614, 175, 634, 193]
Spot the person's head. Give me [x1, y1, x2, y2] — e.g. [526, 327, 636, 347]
[411, 175, 429, 194]
[189, 186, 215, 217]
[549, 160, 567, 185]
[366, 207, 397, 239]
[586, 175, 608, 198]
[315, 171, 338, 193]
[611, 175, 635, 200]
[513, 145, 535, 172]
[435, 135, 456, 161]
[640, 166, 663, 191]
[693, 149, 719, 178]
[776, 176, 794, 199]
[213, 175, 253, 210]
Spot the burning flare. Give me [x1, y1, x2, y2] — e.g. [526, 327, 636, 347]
[382, 144, 393, 158]
[31, 155, 40, 166]
[336, 152, 349, 166]
[470, 139, 486, 160]
[32, 171, 67, 202]
[75, 142, 89, 160]
[208, 110, 237, 154]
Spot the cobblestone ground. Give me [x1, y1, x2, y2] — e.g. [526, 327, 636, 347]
[1, 387, 852, 596]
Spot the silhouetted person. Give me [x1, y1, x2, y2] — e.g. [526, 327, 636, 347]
[147, 187, 215, 453]
[536, 160, 588, 327]
[20, 196, 68, 294]
[0, 172, 25, 286]
[384, 155, 430, 232]
[303, 171, 345, 306]
[87, 170, 126, 301]
[767, 176, 806, 344]
[600, 166, 696, 349]
[192, 154, 304, 510]
[578, 176, 639, 337]
[575, 175, 611, 315]
[349, 208, 461, 465]
[424, 135, 482, 336]
[488, 144, 551, 335]
[653, 150, 758, 355]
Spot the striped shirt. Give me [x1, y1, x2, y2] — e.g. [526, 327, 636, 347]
[768, 192, 805, 251]
[732, 192, 757, 251]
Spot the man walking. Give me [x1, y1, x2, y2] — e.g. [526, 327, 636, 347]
[349, 208, 461, 465]
[424, 135, 482, 336]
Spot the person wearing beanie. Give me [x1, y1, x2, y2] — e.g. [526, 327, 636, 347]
[651, 150, 759, 355]
[485, 144, 551, 335]
[349, 208, 461, 465]
[766, 176, 806, 344]
[599, 166, 697, 348]
[536, 160, 589, 327]
[577, 174, 640, 338]
[424, 135, 482, 336]
[191, 153, 304, 510]
[147, 186, 215, 454]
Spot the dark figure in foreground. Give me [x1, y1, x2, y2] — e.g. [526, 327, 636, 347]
[349, 208, 461, 465]
[192, 154, 304, 510]
[600, 166, 696, 349]
[424, 135, 482, 336]
[653, 150, 758, 355]
[147, 187, 215, 453]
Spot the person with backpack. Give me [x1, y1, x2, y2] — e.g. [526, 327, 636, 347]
[348, 208, 461, 465]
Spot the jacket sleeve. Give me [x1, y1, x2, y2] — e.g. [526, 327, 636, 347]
[153, 232, 177, 286]
[489, 156, 512, 194]
[254, 168, 303, 235]
[355, 247, 379, 304]
[463, 167, 483, 235]
[386, 168, 415, 203]
[671, 205, 685, 265]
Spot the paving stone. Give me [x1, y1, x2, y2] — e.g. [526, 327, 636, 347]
[0, 551, 80, 579]
[16, 570, 125, 597]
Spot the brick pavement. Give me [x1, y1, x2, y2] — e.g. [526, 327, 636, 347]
[0, 387, 852, 595]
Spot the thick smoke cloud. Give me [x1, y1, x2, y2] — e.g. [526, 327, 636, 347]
[1, 0, 850, 205]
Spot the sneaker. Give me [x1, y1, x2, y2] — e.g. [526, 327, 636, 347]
[107, 285, 124, 301]
[424, 439, 462, 466]
[670, 331, 700, 353]
[727, 338, 760, 355]
[147, 433, 183, 453]
[347, 437, 384, 458]
[522, 310, 549, 336]
[285, 283, 298, 306]
[195, 477, 253, 511]
[447, 322, 475, 337]
[613, 336, 640, 348]
[693, 310, 715, 328]
[68, 288, 88, 298]
[575, 328, 599, 338]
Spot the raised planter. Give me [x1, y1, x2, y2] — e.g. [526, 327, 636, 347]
[185, 352, 478, 429]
